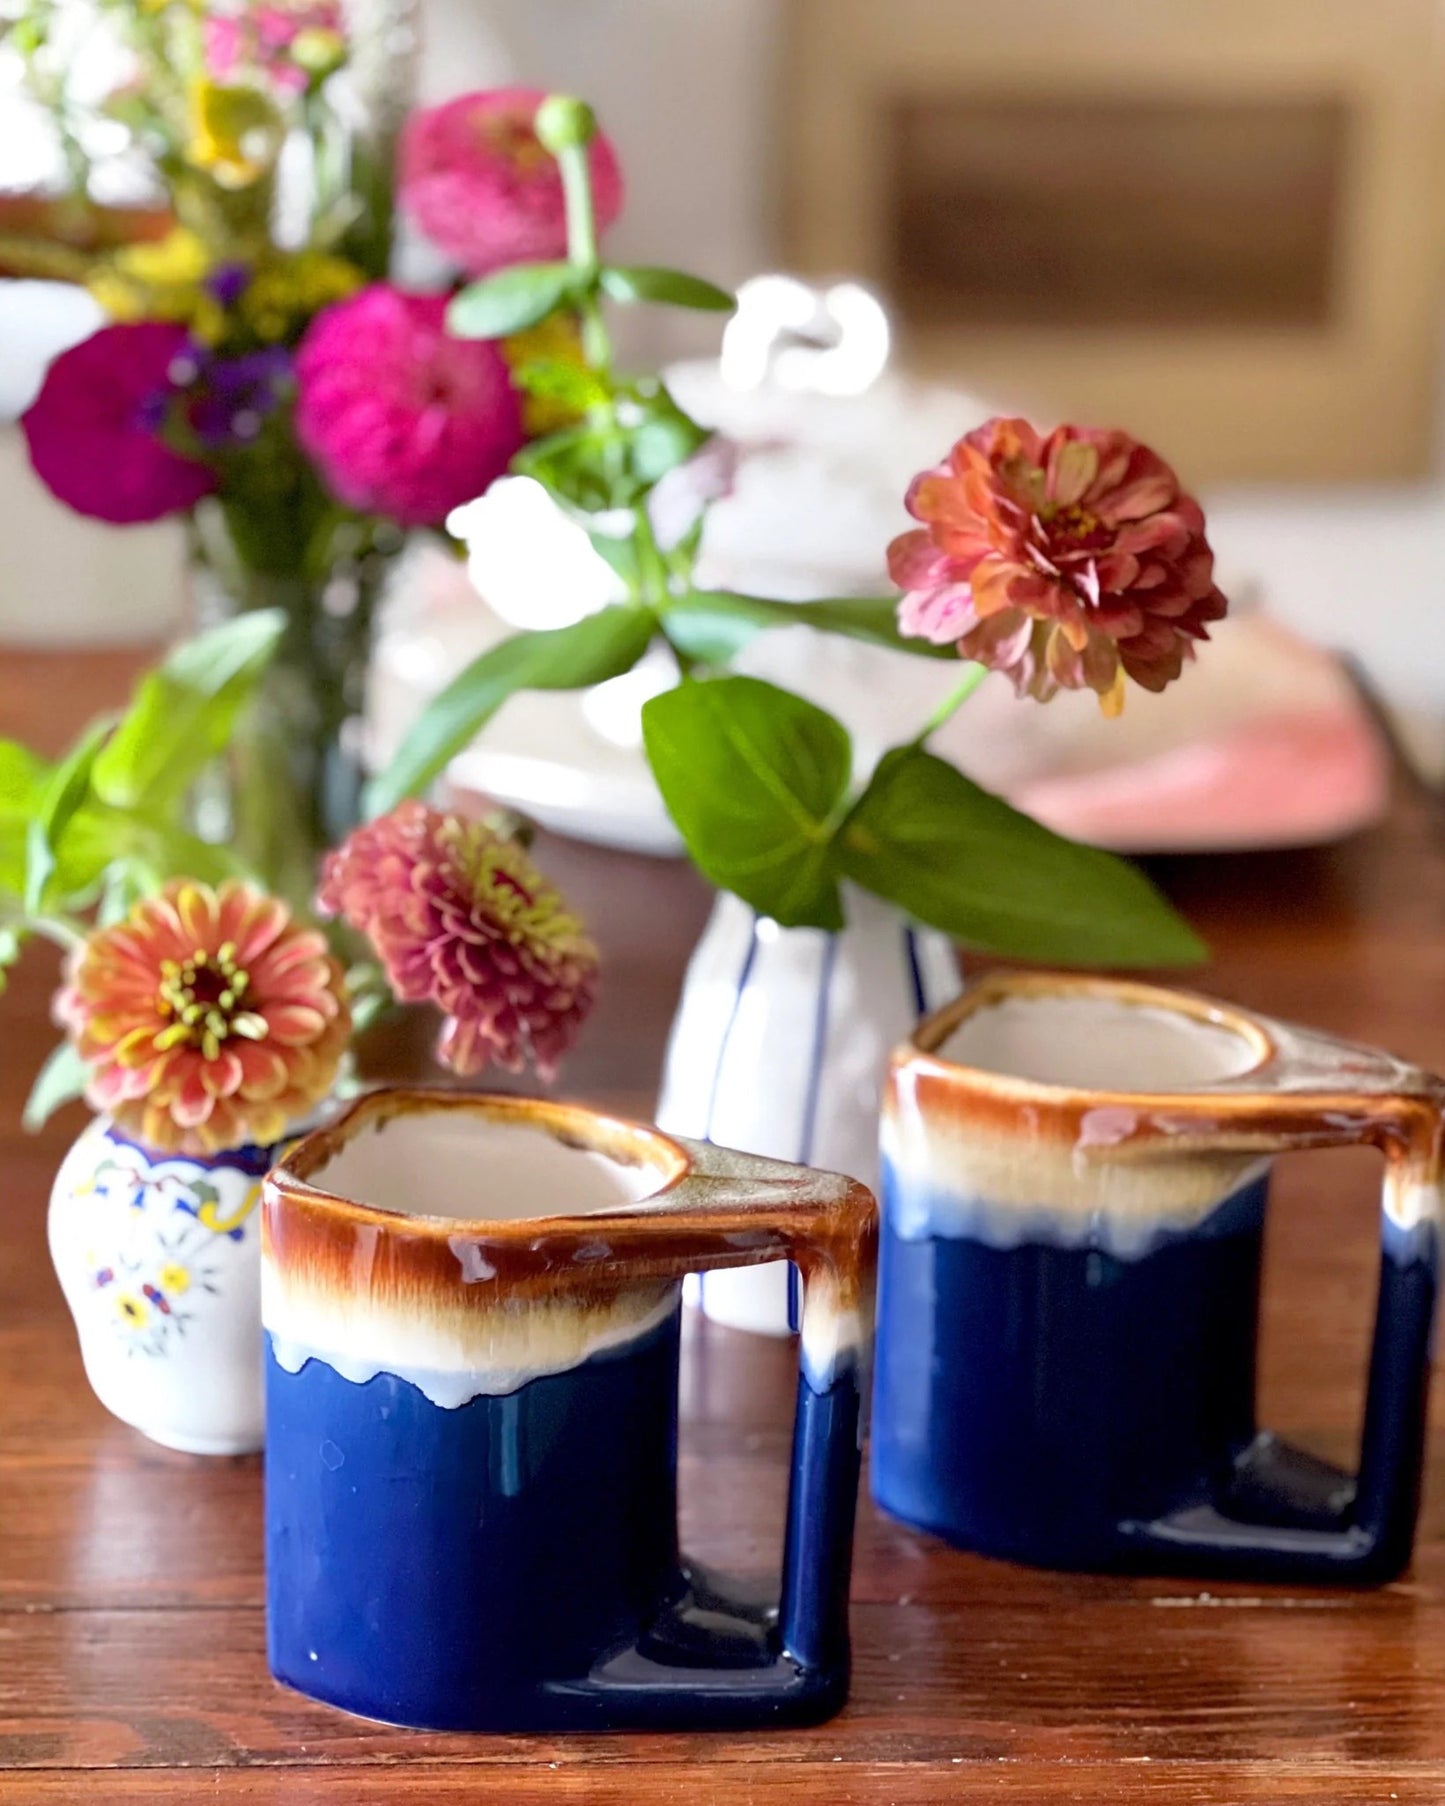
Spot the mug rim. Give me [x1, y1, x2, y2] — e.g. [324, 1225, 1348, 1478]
[902, 970, 1276, 1103]
[266, 1087, 694, 1240]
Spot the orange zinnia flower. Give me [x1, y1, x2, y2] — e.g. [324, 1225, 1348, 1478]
[889, 417, 1227, 715]
[58, 880, 349, 1156]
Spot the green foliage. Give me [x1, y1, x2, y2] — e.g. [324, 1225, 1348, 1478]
[664, 591, 957, 666]
[448, 263, 578, 339]
[513, 386, 710, 514]
[2, 609, 284, 953]
[510, 357, 611, 414]
[25, 716, 114, 914]
[22, 1041, 91, 1132]
[0, 740, 50, 895]
[92, 608, 286, 810]
[641, 677, 1203, 962]
[418, 91, 1212, 970]
[367, 605, 658, 815]
[838, 746, 1206, 966]
[598, 265, 735, 312]
[642, 677, 852, 929]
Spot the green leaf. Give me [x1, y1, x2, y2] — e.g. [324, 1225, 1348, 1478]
[641, 676, 852, 929]
[93, 608, 286, 811]
[599, 265, 736, 312]
[0, 739, 51, 896]
[447, 263, 577, 339]
[587, 528, 640, 587]
[511, 357, 610, 413]
[514, 421, 622, 511]
[26, 715, 114, 915]
[110, 812, 247, 891]
[629, 406, 709, 487]
[838, 746, 1206, 966]
[367, 606, 658, 815]
[23, 1040, 92, 1133]
[664, 590, 958, 667]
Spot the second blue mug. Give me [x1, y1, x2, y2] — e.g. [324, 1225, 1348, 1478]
[872, 973, 1443, 1582]
[262, 1090, 875, 1732]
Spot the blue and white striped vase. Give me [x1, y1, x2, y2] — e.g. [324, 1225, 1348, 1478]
[656, 887, 960, 1336]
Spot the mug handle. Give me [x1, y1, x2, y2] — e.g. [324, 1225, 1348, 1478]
[584, 1139, 876, 1724]
[1122, 1083, 1443, 1583]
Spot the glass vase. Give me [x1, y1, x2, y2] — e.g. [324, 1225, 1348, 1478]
[188, 497, 401, 908]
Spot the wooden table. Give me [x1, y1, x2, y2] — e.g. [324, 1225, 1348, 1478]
[4, 647, 1445, 1803]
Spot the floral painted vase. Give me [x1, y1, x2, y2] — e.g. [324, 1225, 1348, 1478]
[49, 1116, 277, 1455]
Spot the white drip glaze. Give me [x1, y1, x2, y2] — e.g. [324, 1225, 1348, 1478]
[264, 1279, 682, 1409]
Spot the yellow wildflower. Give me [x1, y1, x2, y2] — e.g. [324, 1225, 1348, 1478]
[188, 80, 284, 188]
[237, 250, 365, 342]
[87, 227, 229, 343]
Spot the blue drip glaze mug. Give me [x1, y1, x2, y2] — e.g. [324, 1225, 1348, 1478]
[262, 1089, 875, 1732]
[872, 973, 1444, 1582]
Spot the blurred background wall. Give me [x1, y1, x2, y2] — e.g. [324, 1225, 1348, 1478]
[4, 0, 1445, 767]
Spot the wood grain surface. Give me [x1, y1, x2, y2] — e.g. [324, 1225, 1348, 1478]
[3, 645, 1445, 1803]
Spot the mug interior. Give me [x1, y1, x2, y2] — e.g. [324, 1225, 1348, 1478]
[307, 1109, 681, 1223]
[938, 991, 1265, 1092]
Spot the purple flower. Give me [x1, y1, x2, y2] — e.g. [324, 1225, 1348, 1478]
[189, 346, 293, 446]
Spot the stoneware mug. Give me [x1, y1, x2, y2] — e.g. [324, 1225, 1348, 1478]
[262, 1088, 875, 1732]
[872, 972, 1444, 1581]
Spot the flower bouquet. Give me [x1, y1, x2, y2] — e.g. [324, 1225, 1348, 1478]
[5, 606, 598, 1450]
[8, 11, 623, 904]
[362, 94, 1229, 1328]
[374, 95, 1222, 965]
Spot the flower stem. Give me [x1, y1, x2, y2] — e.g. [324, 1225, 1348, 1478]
[912, 664, 989, 745]
[556, 142, 610, 367]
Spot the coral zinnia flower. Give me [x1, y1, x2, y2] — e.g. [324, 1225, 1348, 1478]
[399, 87, 624, 276]
[294, 285, 524, 527]
[22, 323, 216, 525]
[889, 417, 1227, 716]
[58, 881, 349, 1157]
[318, 802, 598, 1079]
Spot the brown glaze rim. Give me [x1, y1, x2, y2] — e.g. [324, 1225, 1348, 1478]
[264, 1087, 878, 1304]
[904, 970, 1275, 1108]
[268, 1087, 693, 1241]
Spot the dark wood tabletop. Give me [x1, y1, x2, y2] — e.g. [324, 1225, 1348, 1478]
[4, 645, 1445, 1803]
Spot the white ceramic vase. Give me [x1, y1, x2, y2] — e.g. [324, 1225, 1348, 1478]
[656, 887, 960, 1336]
[49, 1117, 276, 1454]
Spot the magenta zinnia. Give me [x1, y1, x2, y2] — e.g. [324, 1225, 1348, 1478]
[23, 323, 216, 525]
[58, 880, 350, 1156]
[293, 285, 525, 527]
[319, 802, 598, 1078]
[889, 417, 1227, 715]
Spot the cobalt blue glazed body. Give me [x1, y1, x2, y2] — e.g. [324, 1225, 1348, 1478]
[871, 973, 1444, 1583]
[262, 1090, 874, 1732]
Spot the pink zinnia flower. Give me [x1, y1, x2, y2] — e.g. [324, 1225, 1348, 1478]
[203, 15, 245, 79]
[399, 87, 624, 276]
[889, 417, 1227, 715]
[294, 285, 525, 527]
[58, 880, 350, 1157]
[22, 323, 215, 525]
[319, 802, 598, 1079]
[204, 2, 344, 91]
